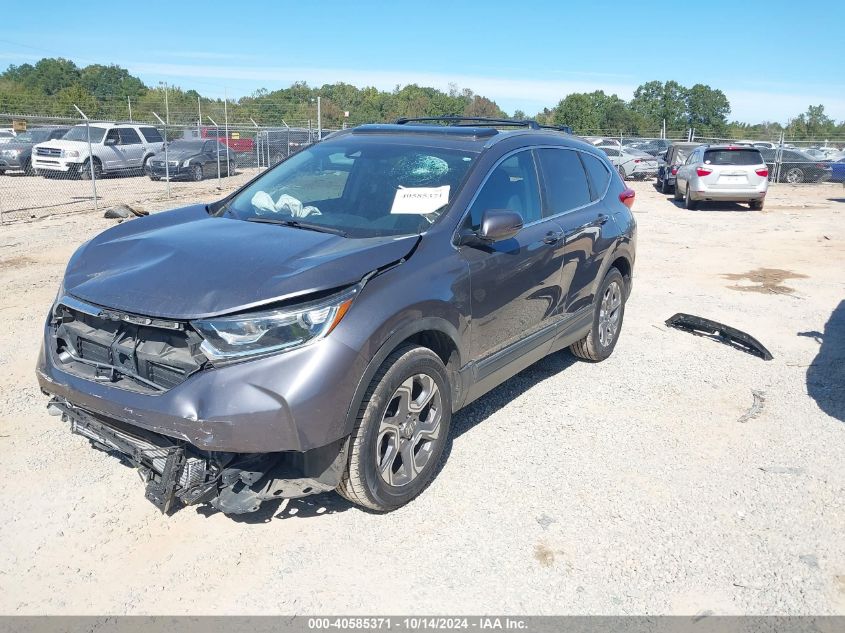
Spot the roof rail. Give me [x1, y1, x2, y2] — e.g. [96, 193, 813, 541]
[394, 116, 572, 135]
[394, 116, 541, 129]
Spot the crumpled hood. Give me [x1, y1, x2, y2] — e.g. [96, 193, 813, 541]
[64, 204, 418, 319]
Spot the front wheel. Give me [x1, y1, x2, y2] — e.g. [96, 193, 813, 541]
[191, 164, 204, 182]
[570, 268, 626, 362]
[79, 159, 102, 180]
[337, 345, 452, 512]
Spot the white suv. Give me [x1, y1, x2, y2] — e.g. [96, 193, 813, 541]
[674, 145, 769, 210]
[32, 123, 164, 179]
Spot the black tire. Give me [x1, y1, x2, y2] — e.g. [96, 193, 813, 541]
[673, 181, 683, 202]
[337, 345, 452, 512]
[617, 165, 627, 181]
[271, 153, 283, 165]
[23, 159, 35, 176]
[749, 200, 764, 210]
[684, 185, 698, 210]
[191, 164, 204, 182]
[660, 176, 672, 194]
[79, 158, 102, 180]
[141, 154, 152, 176]
[570, 268, 626, 362]
[227, 161, 236, 177]
[783, 167, 804, 184]
[0, 169, 5, 176]
[149, 175, 160, 181]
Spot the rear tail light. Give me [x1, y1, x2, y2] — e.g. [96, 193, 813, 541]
[619, 188, 635, 209]
[671, 167, 678, 175]
[696, 167, 712, 177]
[816, 163, 827, 169]
[755, 168, 768, 177]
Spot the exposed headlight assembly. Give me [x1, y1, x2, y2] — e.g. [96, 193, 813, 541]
[182, 159, 192, 167]
[192, 287, 357, 360]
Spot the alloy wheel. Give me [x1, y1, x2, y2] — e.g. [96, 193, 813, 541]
[598, 280, 622, 347]
[376, 373, 442, 487]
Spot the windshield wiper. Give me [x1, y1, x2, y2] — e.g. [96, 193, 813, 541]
[246, 216, 347, 237]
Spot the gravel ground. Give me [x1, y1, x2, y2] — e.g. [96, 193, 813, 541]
[0, 181, 843, 615]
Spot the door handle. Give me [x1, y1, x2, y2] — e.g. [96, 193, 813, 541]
[596, 214, 609, 226]
[543, 231, 564, 245]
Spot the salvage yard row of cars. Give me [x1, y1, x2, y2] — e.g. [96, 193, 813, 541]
[0, 122, 240, 181]
[2, 123, 843, 185]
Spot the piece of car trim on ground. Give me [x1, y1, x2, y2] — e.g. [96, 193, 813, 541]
[665, 313, 773, 360]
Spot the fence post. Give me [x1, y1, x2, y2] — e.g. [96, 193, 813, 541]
[152, 112, 170, 199]
[207, 116, 221, 190]
[224, 89, 230, 177]
[73, 104, 98, 212]
[250, 118, 261, 170]
[317, 96, 322, 141]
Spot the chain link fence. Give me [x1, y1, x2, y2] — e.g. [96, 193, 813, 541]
[0, 109, 336, 223]
[1, 111, 843, 224]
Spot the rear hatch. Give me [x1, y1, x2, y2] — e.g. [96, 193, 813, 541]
[699, 147, 767, 189]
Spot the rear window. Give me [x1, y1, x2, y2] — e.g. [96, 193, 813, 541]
[581, 153, 611, 200]
[703, 149, 763, 166]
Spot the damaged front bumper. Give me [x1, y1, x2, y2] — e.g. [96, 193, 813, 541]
[51, 398, 346, 514]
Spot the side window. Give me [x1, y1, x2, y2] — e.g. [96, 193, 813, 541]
[536, 148, 592, 213]
[139, 127, 163, 143]
[104, 129, 120, 145]
[602, 148, 620, 157]
[580, 153, 612, 201]
[118, 128, 141, 145]
[202, 141, 216, 154]
[466, 151, 542, 230]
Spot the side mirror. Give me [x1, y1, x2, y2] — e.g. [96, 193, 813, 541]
[104, 136, 118, 146]
[460, 209, 523, 245]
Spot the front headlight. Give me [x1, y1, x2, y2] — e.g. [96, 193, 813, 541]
[182, 159, 192, 167]
[192, 287, 357, 360]
[63, 149, 80, 158]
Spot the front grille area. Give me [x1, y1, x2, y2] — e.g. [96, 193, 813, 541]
[52, 300, 207, 393]
[36, 147, 62, 157]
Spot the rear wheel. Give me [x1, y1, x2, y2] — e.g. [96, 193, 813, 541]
[337, 345, 452, 512]
[617, 165, 627, 181]
[749, 200, 764, 210]
[660, 176, 670, 194]
[570, 268, 626, 362]
[784, 167, 804, 184]
[684, 185, 699, 210]
[673, 181, 683, 201]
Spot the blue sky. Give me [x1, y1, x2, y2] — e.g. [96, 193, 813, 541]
[1, 0, 843, 123]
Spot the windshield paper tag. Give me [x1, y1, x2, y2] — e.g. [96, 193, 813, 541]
[390, 185, 450, 214]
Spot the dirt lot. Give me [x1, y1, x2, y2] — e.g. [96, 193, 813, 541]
[0, 181, 843, 615]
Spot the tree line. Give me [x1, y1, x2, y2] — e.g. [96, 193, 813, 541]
[1, 57, 843, 141]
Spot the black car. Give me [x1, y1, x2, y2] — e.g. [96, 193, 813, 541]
[0, 127, 70, 175]
[760, 148, 833, 183]
[38, 117, 637, 515]
[146, 139, 236, 181]
[656, 142, 700, 193]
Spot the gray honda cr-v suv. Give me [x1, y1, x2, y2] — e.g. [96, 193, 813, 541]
[37, 117, 637, 514]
